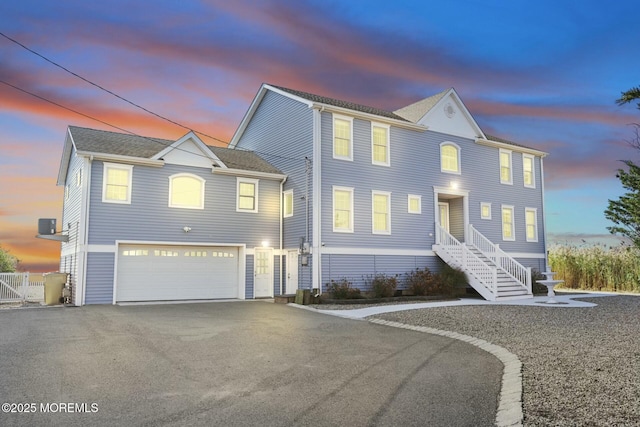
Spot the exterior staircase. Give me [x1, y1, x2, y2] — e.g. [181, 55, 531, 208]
[433, 224, 532, 301]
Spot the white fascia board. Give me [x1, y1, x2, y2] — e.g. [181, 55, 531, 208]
[419, 88, 485, 139]
[151, 131, 227, 168]
[75, 151, 165, 167]
[212, 167, 287, 181]
[311, 103, 426, 131]
[475, 138, 548, 157]
[321, 247, 436, 256]
[56, 128, 76, 186]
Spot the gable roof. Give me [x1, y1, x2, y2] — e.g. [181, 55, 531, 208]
[270, 85, 410, 122]
[393, 89, 449, 123]
[58, 126, 282, 185]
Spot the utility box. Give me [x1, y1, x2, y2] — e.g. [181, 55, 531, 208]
[294, 289, 311, 305]
[44, 272, 68, 305]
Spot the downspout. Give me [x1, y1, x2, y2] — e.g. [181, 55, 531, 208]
[311, 106, 323, 294]
[279, 176, 287, 296]
[540, 155, 549, 271]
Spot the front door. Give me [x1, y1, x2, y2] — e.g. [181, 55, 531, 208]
[286, 250, 299, 295]
[438, 202, 450, 232]
[254, 248, 273, 298]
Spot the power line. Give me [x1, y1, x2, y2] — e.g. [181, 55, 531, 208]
[0, 78, 307, 165]
[0, 30, 228, 145]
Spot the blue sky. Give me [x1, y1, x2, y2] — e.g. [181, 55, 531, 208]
[1, 0, 638, 270]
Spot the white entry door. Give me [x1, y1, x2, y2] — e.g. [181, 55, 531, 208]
[254, 248, 273, 298]
[286, 250, 299, 295]
[438, 202, 450, 232]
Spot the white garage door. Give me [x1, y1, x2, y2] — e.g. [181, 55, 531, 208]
[116, 244, 239, 302]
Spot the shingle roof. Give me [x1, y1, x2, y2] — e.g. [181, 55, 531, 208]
[68, 126, 282, 174]
[270, 84, 410, 122]
[393, 89, 449, 123]
[483, 134, 535, 151]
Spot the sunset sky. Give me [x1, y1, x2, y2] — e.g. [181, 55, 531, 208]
[1, 0, 639, 272]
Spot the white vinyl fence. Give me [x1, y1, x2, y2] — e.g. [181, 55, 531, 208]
[0, 273, 45, 303]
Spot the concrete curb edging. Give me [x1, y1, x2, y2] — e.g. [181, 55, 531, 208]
[368, 318, 523, 427]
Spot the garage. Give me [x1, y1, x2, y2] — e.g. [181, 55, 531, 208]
[115, 244, 241, 302]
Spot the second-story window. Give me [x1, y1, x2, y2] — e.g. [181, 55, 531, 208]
[237, 178, 259, 213]
[333, 115, 353, 161]
[523, 154, 535, 188]
[440, 142, 460, 174]
[371, 123, 390, 166]
[169, 173, 205, 209]
[500, 149, 513, 184]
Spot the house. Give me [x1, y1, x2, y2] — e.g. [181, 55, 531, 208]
[56, 84, 548, 305]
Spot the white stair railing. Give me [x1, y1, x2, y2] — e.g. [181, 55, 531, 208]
[435, 224, 497, 298]
[468, 224, 532, 294]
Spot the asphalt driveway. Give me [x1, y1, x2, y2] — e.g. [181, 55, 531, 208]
[0, 301, 501, 426]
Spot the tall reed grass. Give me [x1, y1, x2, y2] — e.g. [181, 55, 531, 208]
[549, 244, 640, 293]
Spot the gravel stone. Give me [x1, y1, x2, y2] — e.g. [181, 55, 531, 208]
[372, 296, 640, 427]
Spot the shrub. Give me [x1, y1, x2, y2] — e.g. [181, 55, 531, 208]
[436, 264, 467, 291]
[327, 278, 363, 299]
[404, 268, 437, 296]
[531, 269, 548, 294]
[366, 273, 398, 298]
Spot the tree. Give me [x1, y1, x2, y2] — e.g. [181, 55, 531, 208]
[606, 86, 640, 248]
[0, 246, 18, 272]
[605, 160, 640, 248]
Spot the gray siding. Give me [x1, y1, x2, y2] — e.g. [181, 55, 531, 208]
[234, 90, 315, 289]
[85, 252, 115, 304]
[88, 162, 280, 247]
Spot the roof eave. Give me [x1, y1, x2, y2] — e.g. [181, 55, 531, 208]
[309, 103, 427, 131]
[475, 138, 548, 157]
[75, 151, 166, 166]
[212, 167, 286, 180]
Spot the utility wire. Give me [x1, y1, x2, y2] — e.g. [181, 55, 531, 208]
[0, 30, 227, 145]
[0, 78, 306, 165]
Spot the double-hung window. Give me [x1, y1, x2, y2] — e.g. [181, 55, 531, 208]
[103, 163, 133, 204]
[441, 142, 460, 174]
[523, 154, 535, 188]
[237, 178, 259, 212]
[333, 115, 353, 160]
[371, 123, 390, 166]
[372, 191, 391, 234]
[501, 205, 515, 241]
[408, 194, 421, 214]
[499, 149, 512, 184]
[169, 173, 205, 209]
[525, 208, 538, 242]
[333, 186, 354, 232]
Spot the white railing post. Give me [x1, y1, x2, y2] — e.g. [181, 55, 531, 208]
[21, 273, 28, 302]
[526, 267, 532, 294]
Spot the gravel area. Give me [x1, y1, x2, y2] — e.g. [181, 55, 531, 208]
[372, 296, 640, 426]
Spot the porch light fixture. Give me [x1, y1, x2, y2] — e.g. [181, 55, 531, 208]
[183, 226, 192, 233]
[450, 181, 459, 190]
[261, 240, 270, 247]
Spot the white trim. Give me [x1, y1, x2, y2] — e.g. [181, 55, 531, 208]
[321, 247, 436, 256]
[332, 113, 353, 161]
[78, 156, 92, 306]
[480, 202, 492, 220]
[476, 137, 548, 157]
[440, 141, 461, 175]
[236, 177, 259, 213]
[408, 194, 421, 214]
[525, 207, 539, 242]
[168, 173, 205, 210]
[433, 186, 470, 242]
[507, 252, 546, 259]
[541, 157, 549, 270]
[499, 149, 513, 185]
[312, 108, 323, 293]
[151, 130, 226, 168]
[371, 122, 390, 167]
[253, 247, 274, 298]
[102, 162, 133, 204]
[501, 205, 516, 241]
[283, 189, 293, 218]
[86, 244, 116, 253]
[333, 186, 354, 233]
[77, 151, 164, 167]
[522, 153, 536, 189]
[212, 167, 286, 181]
[371, 190, 391, 235]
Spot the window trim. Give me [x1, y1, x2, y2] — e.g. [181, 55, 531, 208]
[371, 122, 390, 166]
[333, 186, 354, 233]
[168, 173, 205, 210]
[480, 202, 492, 220]
[499, 149, 513, 185]
[283, 189, 293, 218]
[525, 207, 538, 242]
[75, 168, 82, 188]
[102, 162, 133, 204]
[371, 190, 391, 235]
[408, 194, 422, 214]
[501, 205, 515, 241]
[236, 177, 259, 213]
[440, 142, 461, 175]
[333, 114, 353, 161]
[523, 153, 536, 188]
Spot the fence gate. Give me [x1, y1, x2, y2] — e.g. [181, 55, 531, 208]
[0, 273, 44, 303]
